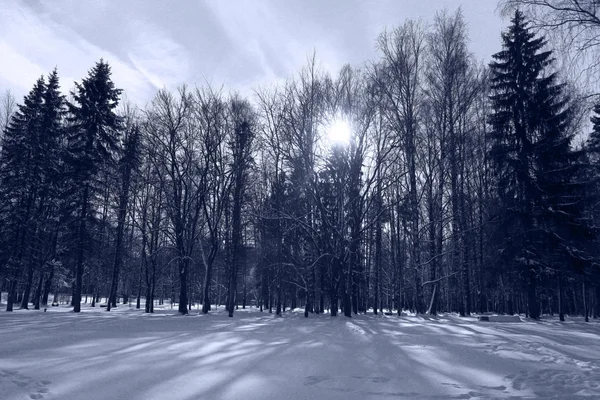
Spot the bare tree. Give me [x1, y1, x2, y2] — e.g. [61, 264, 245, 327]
[194, 87, 229, 314]
[424, 9, 481, 316]
[144, 87, 204, 315]
[377, 20, 427, 313]
[107, 104, 141, 311]
[0, 90, 16, 139]
[279, 55, 327, 318]
[255, 85, 288, 315]
[135, 149, 165, 313]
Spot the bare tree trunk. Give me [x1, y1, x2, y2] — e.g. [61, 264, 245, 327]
[20, 256, 35, 310]
[583, 281, 589, 322]
[594, 285, 600, 319]
[73, 185, 90, 313]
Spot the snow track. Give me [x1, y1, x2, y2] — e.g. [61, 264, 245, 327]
[0, 369, 52, 399]
[0, 306, 599, 399]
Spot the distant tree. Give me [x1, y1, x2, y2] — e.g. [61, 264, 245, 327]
[226, 98, 255, 318]
[0, 90, 16, 142]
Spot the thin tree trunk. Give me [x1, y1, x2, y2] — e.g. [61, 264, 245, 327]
[73, 185, 89, 313]
[33, 269, 45, 310]
[583, 281, 589, 322]
[20, 258, 35, 310]
[558, 275, 565, 321]
[528, 267, 539, 319]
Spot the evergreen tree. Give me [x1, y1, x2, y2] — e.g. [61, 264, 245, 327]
[32, 69, 68, 310]
[585, 103, 600, 320]
[588, 103, 600, 156]
[0, 77, 46, 311]
[66, 60, 122, 313]
[489, 10, 589, 320]
[227, 99, 255, 318]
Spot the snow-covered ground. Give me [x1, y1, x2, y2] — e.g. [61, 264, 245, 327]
[1, 303, 599, 400]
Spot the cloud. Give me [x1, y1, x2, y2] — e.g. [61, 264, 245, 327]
[0, 0, 504, 105]
[0, 40, 46, 94]
[127, 21, 191, 91]
[0, 1, 187, 105]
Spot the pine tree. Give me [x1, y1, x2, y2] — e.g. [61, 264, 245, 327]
[489, 10, 589, 319]
[66, 60, 122, 313]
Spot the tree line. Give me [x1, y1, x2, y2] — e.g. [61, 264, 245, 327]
[1, 9, 599, 321]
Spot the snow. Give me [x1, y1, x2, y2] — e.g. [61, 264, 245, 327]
[1, 304, 599, 399]
[478, 315, 522, 322]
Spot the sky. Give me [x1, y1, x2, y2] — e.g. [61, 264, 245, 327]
[0, 0, 506, 106]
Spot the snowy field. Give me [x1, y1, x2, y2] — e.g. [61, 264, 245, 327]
[1, 303, 599, 400]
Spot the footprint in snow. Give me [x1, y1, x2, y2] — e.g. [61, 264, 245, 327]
[1, 369, 17, 377]
[509, 368, 600, 397]
[369, 376, 390, 383]
[352, 376, 391, 383]
[29, 379, 52, 399]
[304, 375, 329, 386]
[442, 382, 462, 389]
[0, 369, 51, 399]
[477, 384, 506, 391]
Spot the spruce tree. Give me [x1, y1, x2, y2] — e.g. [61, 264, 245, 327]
[588, 103, 600, 155]
[66, 60, 122, 313]
[35, 69, 67, 309]
[489, 10, 587, 320]
[21, 69, 68, 310]
[585, 104, 600, 319]
[0, 77, 46, 311]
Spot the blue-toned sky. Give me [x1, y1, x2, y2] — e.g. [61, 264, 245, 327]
[0, 1, 506, 105]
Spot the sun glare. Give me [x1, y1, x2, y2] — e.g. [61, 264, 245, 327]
[327, 118, 351, 146]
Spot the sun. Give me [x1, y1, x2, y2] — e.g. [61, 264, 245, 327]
[326, 118, 351, 146]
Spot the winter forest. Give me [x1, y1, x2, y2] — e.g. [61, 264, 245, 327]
[2, 1, 600, 399]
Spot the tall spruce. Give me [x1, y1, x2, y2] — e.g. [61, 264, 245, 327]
[489, 10, 587, 320]
[66, 60, 122, 313]
[586, 104, 600, 320]
[0, 78, 46, 311]
[34, 69, 67, 310]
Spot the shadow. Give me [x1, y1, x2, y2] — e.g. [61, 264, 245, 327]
[1, 307, 599, 399]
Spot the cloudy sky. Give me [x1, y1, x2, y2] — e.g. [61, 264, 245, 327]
[0, 1, 506, 106]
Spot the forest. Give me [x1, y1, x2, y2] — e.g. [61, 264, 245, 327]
[2, 4, 600, 323]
